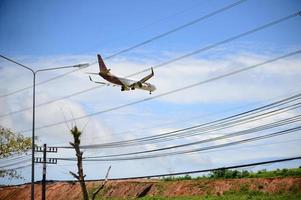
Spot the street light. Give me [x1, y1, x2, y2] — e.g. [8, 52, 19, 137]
[0, 54, 89, 200]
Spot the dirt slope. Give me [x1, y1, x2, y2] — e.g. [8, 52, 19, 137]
[0, 177, 300, 200]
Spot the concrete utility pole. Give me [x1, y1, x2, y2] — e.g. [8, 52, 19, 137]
[42, 144, 46, 200]
[35, 144, 58, 200]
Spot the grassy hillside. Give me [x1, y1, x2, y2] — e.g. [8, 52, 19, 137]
[96, 191, 301, 200]
[1, 169, 300, 200]
[139, 193, 301, 200]
[162, 167, 301, 181]
[96, 192, 301, 200]
[91, 168, 301, 200]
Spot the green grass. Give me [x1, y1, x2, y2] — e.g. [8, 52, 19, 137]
[141, 193, 301, 200]
[248, 168, 301, 178]
[95, 192, 301, 200]
[91, 167, 301, 200]
[163, 167, 301, 181]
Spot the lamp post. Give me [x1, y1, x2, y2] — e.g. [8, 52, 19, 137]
[0, 54, 89, 200]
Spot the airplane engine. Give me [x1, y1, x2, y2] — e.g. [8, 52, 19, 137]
[137, 81, 143, 88]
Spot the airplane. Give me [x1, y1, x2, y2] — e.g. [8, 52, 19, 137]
[88, 54, 156, 94]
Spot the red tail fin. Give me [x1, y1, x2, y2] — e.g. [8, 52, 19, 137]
[97, 54, 109, 73]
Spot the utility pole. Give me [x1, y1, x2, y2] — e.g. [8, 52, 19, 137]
[35, 144, 58, 200]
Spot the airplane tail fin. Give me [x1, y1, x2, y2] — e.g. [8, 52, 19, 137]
[97, 54, 110, 73]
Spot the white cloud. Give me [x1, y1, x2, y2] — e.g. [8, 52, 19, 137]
[1, 50, 301, 183]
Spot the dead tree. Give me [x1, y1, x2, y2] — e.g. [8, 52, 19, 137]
[69, 125, 111, 200]
[69, 126, 89, 200]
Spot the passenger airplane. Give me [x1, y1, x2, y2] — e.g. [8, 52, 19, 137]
[88, 54, 156, 94]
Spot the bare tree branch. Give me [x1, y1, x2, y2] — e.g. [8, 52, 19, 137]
[69, 171, 79, 180]
[92, 166, 111, 200]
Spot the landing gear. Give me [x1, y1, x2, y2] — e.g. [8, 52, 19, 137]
[121, 86, 125, 91]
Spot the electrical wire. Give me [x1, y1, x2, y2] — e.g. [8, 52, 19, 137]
[0, 0, 248, 99]
[51, 138, 301, 168]
[0, 154, 31, 164]
[0, 164, 32, 174]
[0, 158, 32, 169]
[57, 126, 301, 161]
[86, 156, 301, 180]
[49, 89, 301, 146]
[1, 9, 299, 118]
[0, 68, 81, 98]
[68, 98, 301, 149]
[82, 115, 301, 159]
[17, 50, 301, 134]
[95, 0, 248, 62]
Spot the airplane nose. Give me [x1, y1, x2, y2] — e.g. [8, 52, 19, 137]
[151, 85, 156, 91]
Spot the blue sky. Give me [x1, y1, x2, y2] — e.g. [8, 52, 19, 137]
[1, 0, 301, 56]
[1, 0, 301, 185]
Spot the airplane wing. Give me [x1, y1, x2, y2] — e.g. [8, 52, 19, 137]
[138, 67, 154, 83]
[86, 72, 99, 75]
[89, 76, 118, 87]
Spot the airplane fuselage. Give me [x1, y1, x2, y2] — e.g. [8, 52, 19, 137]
[99, 72, 156, 93]
[90, 54, 156, 94]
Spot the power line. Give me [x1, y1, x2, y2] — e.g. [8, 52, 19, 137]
[0, 68, 81, 98]
[84, 156, 301, 180]
[0, 154, 31, 164]
[73, 98, 301, 149]
[57, 126, 301, 161]
[125, 10, 301, 76]
[0, 85, 101, 118]
[0, 158, 32, 169]
[49, 90, 301, 147]
[30, 139, 301, 185]
[87, 116, 301, 158]
[55, 138, 301, 167]
[55, 94, 301, 149]
[18, 49, 301, 134]
[61, 115, 301, 159]
[176, 138, 301, 156]
[0, 0, 209, 105]
[15, 156, 301, 183]
[78, 114, 301, 155]
[0, 163, 32, 172]
[123, 0, 207, 33]
[0, 0, 248, 99]
[1, 10, 300, 118]
[96, 0, 248, 62]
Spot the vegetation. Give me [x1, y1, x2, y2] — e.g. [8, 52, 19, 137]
[93, 169, 301, 200]
[94, 192, 301, 200]
[162, 167, 301, 181]
[0, 126, 31, 158]
[140, 193, 301, 200]
[163, 174, 192, 181]
[208, 167, 301, 179]
[0, 126, 31, 179]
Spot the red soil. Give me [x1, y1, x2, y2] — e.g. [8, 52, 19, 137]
[0, 177, 300, 200]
